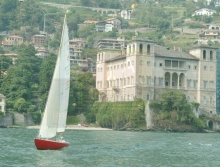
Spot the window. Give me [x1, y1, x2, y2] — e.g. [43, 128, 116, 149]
[210, 51, 213, 60]
[147, 61, 151, 66]
[117, 65, 119, 69]
[193, 80, 197, 88]
[203, 50, 206, 60]
[146, 95, 150, 100]
[128, 61, 130, 66]
[203, 81, 207, 88]
[210, 81, 214, 88]
[139, 44, 143, 54]
[114, 66, 116, 70]
[187, 80, 191, 87]
[188, 65, 191, 69]
[194, 66, 197, 70]
[204, 66, 207, 70]
[127, 77, 130, 84]
[147, 44, 150, 54]
[132, 61, 134, 65]
[159, 78, 163, 86]
[147, 77, 151, 85]
[0, 99, 2, 102]
[159, 63, 163, 67]
[203, 96, 207, 104]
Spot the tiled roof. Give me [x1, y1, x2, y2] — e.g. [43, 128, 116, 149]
[105, 54, 126, 62]
[0, 94, 6, 98]
[9, 35, 23, 38]
[154, 45, 198, 60]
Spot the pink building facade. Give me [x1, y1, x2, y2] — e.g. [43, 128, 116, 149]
[96, 38, 218, 114]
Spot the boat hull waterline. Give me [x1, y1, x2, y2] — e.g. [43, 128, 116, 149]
[34, 138, 69, 150]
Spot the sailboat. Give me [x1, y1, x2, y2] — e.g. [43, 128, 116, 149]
[34, 15, 70, 150]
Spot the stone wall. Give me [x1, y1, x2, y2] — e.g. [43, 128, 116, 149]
[13, 112, 35, 126]
[0, 113, 13, 127]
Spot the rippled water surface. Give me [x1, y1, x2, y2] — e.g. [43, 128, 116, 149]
[1, 128, 220, 167]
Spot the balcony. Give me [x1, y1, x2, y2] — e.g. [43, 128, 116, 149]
[164, 66, 187, 71]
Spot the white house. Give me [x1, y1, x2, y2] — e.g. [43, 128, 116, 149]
[192, 8, 217, 16]
[120, 10, 132, 19]
[95, 21, 113, 32]
[209, 24, 220, 30]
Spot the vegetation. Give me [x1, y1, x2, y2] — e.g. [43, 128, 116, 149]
[90, 99, 146, 130]
[149, 90, 205, 132]
[0, 45, 42, 113]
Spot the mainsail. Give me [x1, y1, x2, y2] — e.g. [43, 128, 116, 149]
[39, 15, 70, 138]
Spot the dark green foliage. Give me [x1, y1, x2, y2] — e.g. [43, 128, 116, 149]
[0, 45, 42, 112]
[149, 90, 205, 131]
[0, 47, 5, 54]
[32, 112, 41, 124]
[38, 53, 57, 111]
[68, 71, 98, 115]
[66, 116, 80, 124]
[90, 99, 146, 129]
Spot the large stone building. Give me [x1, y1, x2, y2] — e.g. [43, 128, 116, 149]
[96, 38, 218, 114]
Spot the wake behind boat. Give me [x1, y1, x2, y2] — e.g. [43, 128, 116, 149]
[34, 14, 70, 150]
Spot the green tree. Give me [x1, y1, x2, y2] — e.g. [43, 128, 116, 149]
[38, 53, 57, 111]
[0, 45, 42, 110]
[68, 71, 98, 115]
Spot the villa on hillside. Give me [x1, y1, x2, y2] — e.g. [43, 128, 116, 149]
[95, 21, 113, 32]
[69, 38, 88, 68]
[105, 18, 121, 30]
[209, 24, 220, 30]
[198, 30, 220, 44]
[1, 35, 24, 47]
[96, 37, 219, 115]
[192, 8, 217, 16]
[30, 34, 47, 47]
[120, 9, 132, 20]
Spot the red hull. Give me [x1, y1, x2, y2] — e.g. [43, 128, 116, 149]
[34, 138, 69, 150]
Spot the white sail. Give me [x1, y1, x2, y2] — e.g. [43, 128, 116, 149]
[57, 15, 70, 133]
[39, 15, 70, 138]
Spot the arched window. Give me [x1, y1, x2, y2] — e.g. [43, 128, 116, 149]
[203, 50, 206, 60]
[133, 44, 135, 53]
[139, 44, 143, 54]
[129, 45, 131, 54]
[210, 51, 213, 60]
[147, 44, 150, 54]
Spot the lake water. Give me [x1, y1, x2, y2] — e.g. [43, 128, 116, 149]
[1, 128, 220, 167]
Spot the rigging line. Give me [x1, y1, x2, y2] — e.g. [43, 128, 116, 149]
[64, 40, 69, 45]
